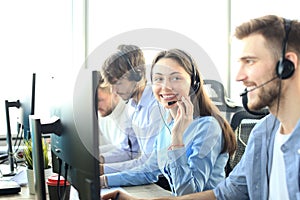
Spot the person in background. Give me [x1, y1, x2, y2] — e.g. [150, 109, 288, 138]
[97, 71, 139, 164]
[102, 15, 300, 200]
[100, 44, 164, 176]
[101, 48, 236, 196]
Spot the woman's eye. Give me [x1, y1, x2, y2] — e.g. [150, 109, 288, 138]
[153, 77, 163, 82]
[171, 76, 181, 81]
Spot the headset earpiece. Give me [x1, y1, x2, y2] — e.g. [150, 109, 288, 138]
[129, 68, 142, 82]
[276, 58, 295, 79]
[117, 50, 142, 82]
[191, 72, 200, 95]
[177, 49, 200, 95]
[276, 18, 295, 80]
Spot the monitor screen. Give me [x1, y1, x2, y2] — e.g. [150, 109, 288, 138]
[51, 70, 100, 200]
[33, 69, 100, 199]
[3, 73, 36, 176]
[19, 73, 36, 139]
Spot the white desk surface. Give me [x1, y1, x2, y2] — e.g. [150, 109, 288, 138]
[0, 183, 172, 199]
[0, 164, 172, 199]
[104, 184, 172, 198]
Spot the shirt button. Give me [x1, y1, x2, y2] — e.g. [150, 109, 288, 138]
[297, 149, 300, 154]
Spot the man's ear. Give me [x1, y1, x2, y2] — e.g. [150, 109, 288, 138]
[286, 52, 298, 70]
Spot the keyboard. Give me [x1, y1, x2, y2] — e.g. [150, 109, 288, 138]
[0, 180, 21, 195]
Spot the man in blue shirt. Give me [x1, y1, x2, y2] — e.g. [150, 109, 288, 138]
[102, 15, 300, 200]
[98, 71, 139, 164]
[100, 44, 164, 176]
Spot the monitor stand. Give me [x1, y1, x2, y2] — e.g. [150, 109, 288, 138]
[4, 100, 21, 176]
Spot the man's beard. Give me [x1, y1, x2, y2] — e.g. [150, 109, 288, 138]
[249, 78, 281, 111]
[100, 108, 114, 117]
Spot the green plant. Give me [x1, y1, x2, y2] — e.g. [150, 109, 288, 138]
[23, 139, 50, 170]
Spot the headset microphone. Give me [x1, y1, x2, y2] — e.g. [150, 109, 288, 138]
[240, 76, 278, 96]
[240, 77, 277, 115]
[167, 82, 199, 106]
[167, 84, 199, 106]
[242, 92, 269, 115]
[168, 101, 177, 106]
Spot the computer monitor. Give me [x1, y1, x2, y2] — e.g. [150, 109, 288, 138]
[19, 73, 36, 139]
[30, 69, 100, 200]
[3, 73, 36, 176]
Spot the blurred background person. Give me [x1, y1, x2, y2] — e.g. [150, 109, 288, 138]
[101, 44, 165, 177]
[97, 70, 139, 164]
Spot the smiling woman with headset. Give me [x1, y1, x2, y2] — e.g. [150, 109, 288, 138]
[101, 48, 236, 196]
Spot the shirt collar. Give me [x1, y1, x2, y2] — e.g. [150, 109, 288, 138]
[128, 84, 153, 110]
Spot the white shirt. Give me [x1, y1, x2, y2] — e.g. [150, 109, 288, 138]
[99, 99, 138, 163]
[269, 125, 291, 200]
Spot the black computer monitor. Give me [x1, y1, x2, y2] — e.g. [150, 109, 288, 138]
[3, 73, 36, 176]
[18, 73, 36, 141]
[51, 69, 100, 199]
[30, 70, 100, 200]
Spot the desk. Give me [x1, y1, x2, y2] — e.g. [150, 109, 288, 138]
[1, 183, 172, 199]
[0, 164, 172, 199]
[106, 184, 172, 198]
[0, 185, 35, 200]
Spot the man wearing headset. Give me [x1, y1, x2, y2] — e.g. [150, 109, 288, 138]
[98, 71, 140, 164]
[102, 15, 300, 200]
[100, 44, 165, 187]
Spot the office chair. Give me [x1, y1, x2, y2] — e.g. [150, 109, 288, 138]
[203, 79, 243, 122]
[225, 109, 268, 176]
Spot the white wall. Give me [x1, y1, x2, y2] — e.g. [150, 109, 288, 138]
[0, 0, 230, 136]
[0, 1, 72, 136]
[1, 0, 299, 136]
[87, 0, 229, 82]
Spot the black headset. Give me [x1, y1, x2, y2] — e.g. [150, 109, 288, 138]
[178, 49, 200, 94]
[116, 50, 142, 82]
[276, 18, 295, 79]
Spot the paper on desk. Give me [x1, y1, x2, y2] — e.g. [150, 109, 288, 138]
[10, 168, 28, 186]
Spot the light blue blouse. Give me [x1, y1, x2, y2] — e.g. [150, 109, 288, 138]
[107, 116, 228, 196]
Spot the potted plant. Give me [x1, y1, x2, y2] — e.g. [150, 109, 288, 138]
[23, 138, 52, 194]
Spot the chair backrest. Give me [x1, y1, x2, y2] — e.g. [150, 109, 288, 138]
[203, 79, 243, 122]
[225, 109, 269, 176]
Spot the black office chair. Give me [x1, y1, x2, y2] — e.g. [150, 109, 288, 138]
[225, 109, 269, 176]
[203, 79, 243, 122]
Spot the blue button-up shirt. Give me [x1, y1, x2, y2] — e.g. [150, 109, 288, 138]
[214, 114, 300, 200]
[104, 85, 163, 173]
[107, 116, 228, 196]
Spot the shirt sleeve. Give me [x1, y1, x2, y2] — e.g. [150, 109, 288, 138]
[101, 127, 140, 163]
[213, 130, 254, 200]
[104, 103, 162, 174]
[106, 138, 162, 187]
[166, 117, 225, 196]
